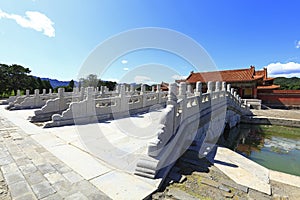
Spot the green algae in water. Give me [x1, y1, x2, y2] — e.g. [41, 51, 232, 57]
[255, 124, 300, 139]
[235, 124, 300, 177]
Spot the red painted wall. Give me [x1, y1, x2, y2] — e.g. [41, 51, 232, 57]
[258, 90, 300, 107]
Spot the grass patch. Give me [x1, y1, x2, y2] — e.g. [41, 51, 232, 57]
[258, 125, 300, 139]
[242, 123, 300, 139]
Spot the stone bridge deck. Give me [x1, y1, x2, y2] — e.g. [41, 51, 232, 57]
[0, 105, 162, 200]
[2, 103, 297, 199]
[0, 81, 264, 199]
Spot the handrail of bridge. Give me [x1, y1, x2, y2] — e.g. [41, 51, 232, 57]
[135, 81, 251, 179]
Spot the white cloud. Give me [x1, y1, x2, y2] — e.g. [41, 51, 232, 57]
[123, 67, 129, 71]
[134, 75, 152, 83]
[172, 74, 187, 80]
[0, 9, 55, 37]
[296, 41, 300, 49]
[264, 62, 300, 77]
[121, 59, 128, 64]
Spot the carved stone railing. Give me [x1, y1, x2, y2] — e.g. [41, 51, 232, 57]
[135, 81, 250, 179]
[29, 88, 85, 122]
[44, 85, 168, 128]
[6, 89, 58, 110]
[0, 90, 22, 105]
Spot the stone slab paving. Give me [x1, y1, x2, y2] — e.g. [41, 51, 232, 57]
[252, 109, 300, 120]
[269, 170, 300, 188]
[210, 146, 271, 195]
[0, 115, 111, 200]
[0, 105, 162, 199]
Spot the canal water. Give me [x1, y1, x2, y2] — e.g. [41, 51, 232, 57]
[219, 124, 300, 177]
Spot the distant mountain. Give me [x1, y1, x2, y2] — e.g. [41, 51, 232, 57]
[40, 77, 78, 88]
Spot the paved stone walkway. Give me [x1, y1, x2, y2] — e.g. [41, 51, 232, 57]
[0, 105, 162, 200]
[252, 109, 300, 120]
[0, 116, 111, 200]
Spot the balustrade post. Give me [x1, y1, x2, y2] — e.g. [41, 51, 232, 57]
[87, 87, 94, 100]
[140, 84, 148, 107]
[119, 84, 126, 97]
[72, 87, 76, 94]
[115, 84, 120, 94]
[227, 84, 231, 92]
[130, 84, 135, 93]
[195, 81, 202, 104]
[207, 81, 214, 100]
[80, 87, 85, 101]
[118, 84, 128, 113]
[207, 81, 213, 93]
[100, 86, 105, 95]
[215, 81, 221, 92]
[156, 84, 162, 104]
[187, 84, 193, 96]
[215, 81, 221, 99]
[195, 81, 202, 96]
[222, 82, 226, 91]
[152, 86, 155, 92]
[167, 83, 177, 106]
[49, 88, 52, 95]
[156, 84, 161, 93]
[140, 84, 146, 95]
[17, 90, 20, 96]
[34, 89, 39, 97]
[26, 90, 30, 97]
[86, 87, 95, 116]
[178, 82, 187, 100]
[178, 82, 187, 119]
[58, 88, 65, 99]
[230, 88, 234, 95]
[42, 89, 46, 95]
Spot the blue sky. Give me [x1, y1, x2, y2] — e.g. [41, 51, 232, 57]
[1, 0, 300, 83]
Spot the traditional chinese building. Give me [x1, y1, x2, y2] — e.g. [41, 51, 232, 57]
[184, 66, 280, 99]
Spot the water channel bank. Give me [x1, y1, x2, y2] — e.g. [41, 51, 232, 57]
[243, 109, 300, 128]
[153, 109, 300, 200]
[220, 124, 300, 177]
[153, 148, 300, 200]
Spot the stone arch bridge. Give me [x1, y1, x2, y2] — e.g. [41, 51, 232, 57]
[1, 81, 251, 199]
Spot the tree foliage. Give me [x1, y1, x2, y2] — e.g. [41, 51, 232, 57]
[79, 74, 117, 91]
[97, 79, 117, 91]
[274, 77, 300, 90]
[53, 80, 74, 93]
[0, 63, 53, 98]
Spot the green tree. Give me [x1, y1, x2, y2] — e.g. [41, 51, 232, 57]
[97, 79, 117, 91]
[79, 74, 98, 88]
[69, 79, 75, 89]
[274, 77, 300, 90]
[36, 77, 45, 91]
[4, 64, 31, 95]
[42, 80, 53, 92]
[26, 76, 39, 93]
[0, 64, 9, 95]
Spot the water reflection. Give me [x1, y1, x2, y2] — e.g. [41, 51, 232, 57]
[218, 124, 300, 177]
